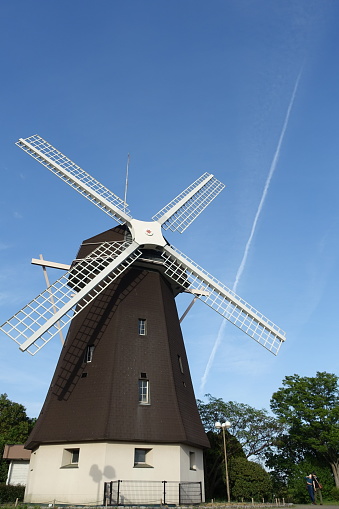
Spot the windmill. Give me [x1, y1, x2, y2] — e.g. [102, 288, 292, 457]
[1, 135, 286, 506]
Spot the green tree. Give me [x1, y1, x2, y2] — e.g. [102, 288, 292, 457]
[203, 427, 245, 500]
[197, 394, 283, 500]
[229, 457, 272, 502]
[0, 393, 36, 482]
[198, 394, 284, 461]
[286, 458, 334, 503]
[270, 371, 339, 487]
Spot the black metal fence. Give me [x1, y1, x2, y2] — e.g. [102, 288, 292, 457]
[179, 482, 202, 505]
[103, 480, 202, 505]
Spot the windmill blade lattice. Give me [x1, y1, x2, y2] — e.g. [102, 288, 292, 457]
[4, 134, 286, 358]
[152, 172, 225, 233]
[162, 245, 286, 355]
[16, 135, 132, 225]
[0, 240, 141, 355]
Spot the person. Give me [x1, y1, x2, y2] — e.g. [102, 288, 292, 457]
[312, 473, 323, 505]
[305, 474, 316, 504]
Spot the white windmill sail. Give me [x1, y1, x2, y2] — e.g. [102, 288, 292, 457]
[1, 240, 141, 355]
[16, 135, 132, 225]
[152, 172, 225, 233]
[162, 244, 286, 355]
[0, 134, 286, 357]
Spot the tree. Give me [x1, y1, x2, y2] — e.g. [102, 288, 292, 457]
[270, 371, 339, 487]
[203, 427, 245, 500]
[197, 394, 283, 501]
[284, 458, 335, 503]
[197, 394, 284, 461]
[229, 457, 272, 502]
[0, 393, 36, 482]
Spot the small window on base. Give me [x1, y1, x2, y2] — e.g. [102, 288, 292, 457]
[189, 451, 196, 471]
[61, 448, 80, 468]
[134, 448, 153, 468]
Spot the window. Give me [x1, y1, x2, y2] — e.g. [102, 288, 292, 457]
[178, 355, 184, 374]
[85, 345, 94, 363]
[134, 448, 152, 468]
[189, 451, 196, 471]
[70, 449, 79, 464]
[138, 378, 150, 404]
[138, 319, 147, 336]
[61, 448, 80, 468]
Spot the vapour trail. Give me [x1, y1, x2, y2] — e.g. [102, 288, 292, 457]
[200, 68, 303, 392]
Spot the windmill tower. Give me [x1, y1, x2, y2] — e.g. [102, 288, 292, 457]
[1, 135, 286, 506]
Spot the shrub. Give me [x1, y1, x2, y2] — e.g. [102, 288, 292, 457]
[331, 487, 339, 501]
[229, 457, 272, 501]
[0, 483, 25, 503]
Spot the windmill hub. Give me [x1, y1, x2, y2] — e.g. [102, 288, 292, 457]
[129, 218, 167, 249]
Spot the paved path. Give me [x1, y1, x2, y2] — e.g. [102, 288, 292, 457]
[291, 506, 339, 509]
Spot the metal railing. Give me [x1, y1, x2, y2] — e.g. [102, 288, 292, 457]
[104, 480, 202, 505]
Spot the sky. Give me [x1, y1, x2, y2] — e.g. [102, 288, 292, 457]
[1, 0, 339, 419]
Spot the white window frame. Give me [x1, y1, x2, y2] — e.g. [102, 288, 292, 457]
[134, 448, 153, 468]
[138, 379, 150, 404]
[138, 318, 147, 336]
[189, 451, 196, 471]
[85, 345, 94, 363]
[61, 448, 80, 468]
[178, 355, 184, 374]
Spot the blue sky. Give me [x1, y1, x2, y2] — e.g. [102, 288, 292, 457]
[1, 0, 339, 418]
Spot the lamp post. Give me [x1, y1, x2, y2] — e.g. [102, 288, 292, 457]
[215, 421, 231, 503]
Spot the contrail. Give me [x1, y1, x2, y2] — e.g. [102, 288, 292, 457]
[200, 68, 303, 392]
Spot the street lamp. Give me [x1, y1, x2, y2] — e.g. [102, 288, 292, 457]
[215, 421, 231, 503]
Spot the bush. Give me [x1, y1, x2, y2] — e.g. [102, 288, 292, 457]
[0, 483, 25, 503]
[331, 487, 339, 501]
[229, 458, 272, 501]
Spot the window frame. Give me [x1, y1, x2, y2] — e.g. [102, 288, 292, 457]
[189, 451, 196, 471]
[178, 355, 184, 374]
[138, 378, 150, 404]
[61, 448, 80, 468]
[134, 448, 153, 468]
[85, 345, 95, 363]
[138, 318, 147, 336]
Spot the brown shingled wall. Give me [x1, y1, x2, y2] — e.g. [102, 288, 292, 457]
[26, 227, 209, 450]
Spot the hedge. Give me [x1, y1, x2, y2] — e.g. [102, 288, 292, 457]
[0, 483, 25, 503]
